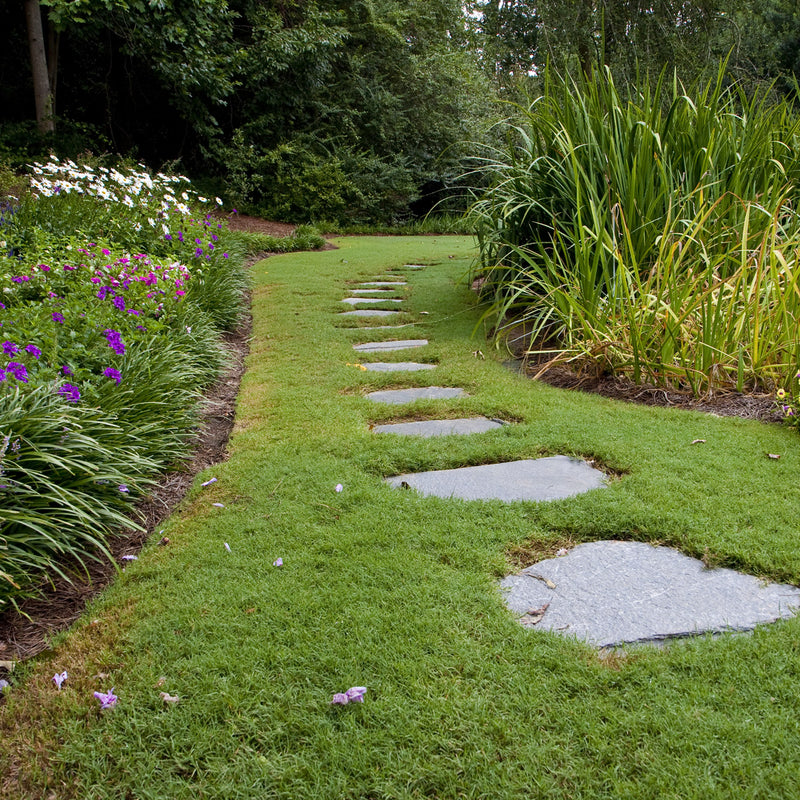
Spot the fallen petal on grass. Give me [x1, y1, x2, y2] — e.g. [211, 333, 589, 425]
[212, 503, 225, 508]
[335, 484, 343, 493]
[224, 542, 231, 552]
[94, 688, 118, 709]
[273, 557, 283, 567]
[160, 692, 180, 704]
[201, 477, 218, 487]
[332, 686, 367, 705]
[53, 671, 68, 690]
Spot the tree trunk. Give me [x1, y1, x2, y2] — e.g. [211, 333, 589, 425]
[24, 0, 55, 134]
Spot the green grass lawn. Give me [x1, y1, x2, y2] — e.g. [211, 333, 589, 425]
[3, 236, 800, 799]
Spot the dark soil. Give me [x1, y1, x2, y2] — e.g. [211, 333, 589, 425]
[223, 213, 296, 238]
[502, 322, 783, 423]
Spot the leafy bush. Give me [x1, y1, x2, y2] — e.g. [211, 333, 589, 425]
[469, 63, 800, 395]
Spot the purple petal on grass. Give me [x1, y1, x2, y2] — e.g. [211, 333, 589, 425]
[273, 557, 283, 567]
[212, 502, 225, 508]
[335, 483, 343, 493]
[94, 688, 118, 709]
[0, 679, 9, 691]
[224, 542, 231, 552]
[118, 484, 129, 493]
[160, 692, 180, 704]
[345, 686, 367, 702]
[53, 671, 68, 690]
[331, 693, 349, 705]
[201, 477, 217, 487]
[121, 555, 137, 561]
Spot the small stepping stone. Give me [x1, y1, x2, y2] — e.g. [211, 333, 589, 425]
[386, 456, 606, 501]
[339, 310, 398, 317]
[362, 362, 436, 372]
[354, 340, 428, 352]
[350, 289, 401, 295]
[499, 540, 800, 648]
[401, 264, 426, 269]
[368, 387, 467, 404]
[342, 297, 403, 305]
[373, 417, 504, 437]
[360, 281, 406, 287]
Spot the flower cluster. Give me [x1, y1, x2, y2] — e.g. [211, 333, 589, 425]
[775, 375, 800, 429]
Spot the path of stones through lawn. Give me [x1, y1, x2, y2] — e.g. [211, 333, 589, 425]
[352, 268, 800, 650]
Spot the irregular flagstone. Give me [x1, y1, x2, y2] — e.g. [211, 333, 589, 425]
[339, 310, 398, 317]
[368, 387, 466, 404]
[342, 297, 404, 305]
[362, 362, 436, 372]
[354, 339, 428, 352]
[373, 417, 504, 436]
[350, 289, 402, 295]
[386, 456, 606, 501]
[499, 541, 800, 647]
[360, 281, 407, 287]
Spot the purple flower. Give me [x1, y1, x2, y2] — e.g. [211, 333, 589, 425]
[2, 341, 18, 355]
[25, 344, 42, 359]
[61, 365, 72, 375]
[57, 384, 81, 403]
[103, 329, 125, 355]
[223, 253, 229, 259]
[94, 688, 118, 709]
[53, 671, 68, 690]
[0, 370, 6, 382]
[194, 248, 203, 257]
[118, 484, 129, 493]
[103, 367, 122, 385]
[331, 687, 366, 705]
[97, 286, 111, 300]
[112, 295, 126, 311]
[52, 312, 65, 324]
[6, 362, 27, 382]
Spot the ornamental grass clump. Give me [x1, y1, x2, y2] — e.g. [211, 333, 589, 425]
[0, 160, 250, 608]
[469, 62, 800, 396]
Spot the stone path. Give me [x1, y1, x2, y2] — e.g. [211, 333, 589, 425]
[339, 263, 800, 648]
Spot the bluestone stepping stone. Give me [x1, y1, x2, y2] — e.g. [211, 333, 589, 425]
[362, 362, 436, 372]
[360, 281, 406, 286]
[499, 540, 800, 648]
[373, 417, 504, 436]
[354, 339, 428, 352]
[342, 297, 403, 305]
[339, 310, 398, 317]
[350, 289, 401, 295]
[401, 264, 426, 269]
[368, 387, 466, 404]
[385, 456, 606, 501]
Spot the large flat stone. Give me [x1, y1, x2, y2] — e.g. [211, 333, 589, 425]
[342, 297, 403, 305]
[386, 456, 606, 501]
[350, 289, 402, 295]
[339, 310, 398, 317]
[354, 339, 428, 352]
[373, 417, 504, 437]
[362, 362, 436, 372]
[499, 540, 800, 647]
[368, 387, 467, 404]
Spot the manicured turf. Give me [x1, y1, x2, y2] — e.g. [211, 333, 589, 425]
[3, 236, 800, 799]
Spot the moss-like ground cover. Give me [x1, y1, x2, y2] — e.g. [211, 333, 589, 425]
[3, 236, 800, 799]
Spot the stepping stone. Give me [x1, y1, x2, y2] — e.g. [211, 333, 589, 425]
[362, 362, 436, 372]
[385, 456, 606, 501]
[339, 310, 398, 317]
[354, 340, 428, 352]
[350, 289, 401, 295]
[368, 387, 467, 404]
[342, 297, 403, 305]
[373, 417, 504, 437]
[401, 264, 426, 269]
[360, 281, 406, 287]
[499, 540, 800, 648]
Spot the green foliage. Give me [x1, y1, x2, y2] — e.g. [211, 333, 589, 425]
[469, 64, 800, 395]
[226, 226, 326, 256]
